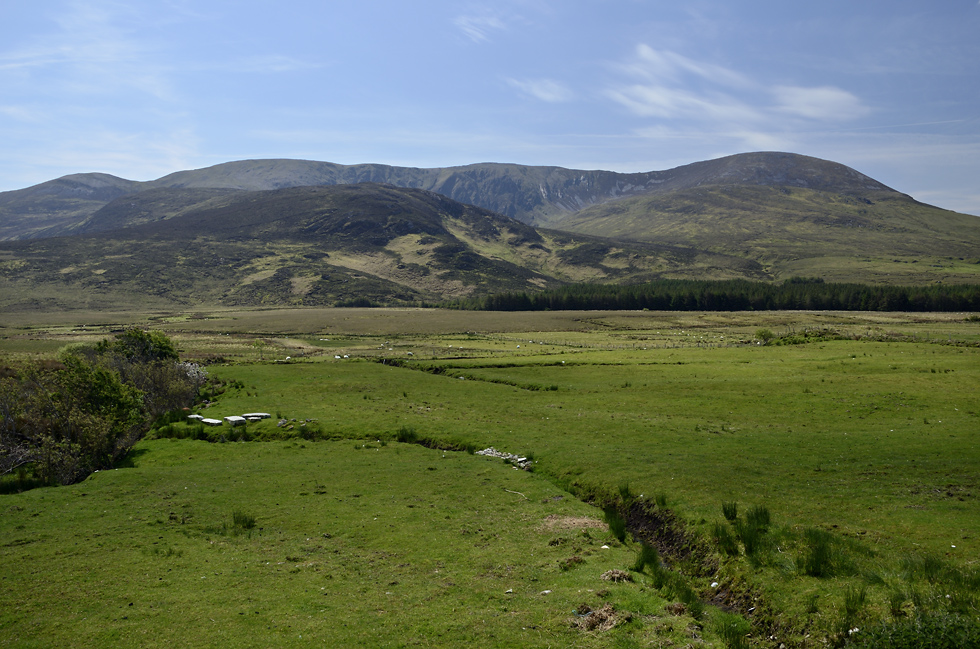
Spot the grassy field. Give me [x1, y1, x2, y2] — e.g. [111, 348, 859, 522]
[1, 308, 978, 647]
[4, 438, 710, 648]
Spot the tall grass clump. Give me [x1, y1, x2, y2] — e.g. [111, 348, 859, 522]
[659, 572, 704, 621]
[899, 553, 980, 615]
[632, 543, 660, 573]
[232, 510, 257, 531]
[603, 506, 628, 543]
[713, 521, 739, 557]
[745, 504, 771, 530]
[713, 611, 751, 649]
[618, 480, 634, 506]
[799, 527, 837, 577]
[735, 519, 763, 557]
[722, 501, 738, 522]
[839, 584, 868, 633]
[395, 425, 418, 444]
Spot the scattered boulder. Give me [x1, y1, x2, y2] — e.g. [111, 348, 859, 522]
[475, 447, 533, 469]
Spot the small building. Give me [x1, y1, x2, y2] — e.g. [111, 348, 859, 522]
[241, 413, 272, 419]
[224, 415, 247, 426]
[201, 418, 223, 426]
[187, 414, 204, 421]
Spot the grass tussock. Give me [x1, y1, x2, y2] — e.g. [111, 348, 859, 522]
[603, 506, 628, 543]
[713, 611, 751, 649]
[232, 510, 256, 531]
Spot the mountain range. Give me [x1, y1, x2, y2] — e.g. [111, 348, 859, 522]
[1, 152, 978, 311]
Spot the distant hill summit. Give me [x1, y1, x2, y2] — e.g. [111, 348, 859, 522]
[0, 173, 142, 239]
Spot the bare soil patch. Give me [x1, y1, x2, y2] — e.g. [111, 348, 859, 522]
[540, 514, 606, 531]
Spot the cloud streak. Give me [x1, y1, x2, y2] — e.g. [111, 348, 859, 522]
[453, 13, 507, 42]
[606, 45, 873, 151]
[505, 78, 573, 102]
[773, 85, 871, 121]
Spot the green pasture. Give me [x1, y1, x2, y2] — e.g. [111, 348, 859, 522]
[191, 340, 978, 559]
[2, 309, 978, 646]
[2, 439, 712, 648]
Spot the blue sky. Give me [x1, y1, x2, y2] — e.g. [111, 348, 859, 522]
[2, 1, 978, 215]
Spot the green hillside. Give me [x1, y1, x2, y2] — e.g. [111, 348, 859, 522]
[0, 184, 759, 311]
[555, 185, 980, 284]
[0, 173, 142, 240]
[2, 152, 978, 295]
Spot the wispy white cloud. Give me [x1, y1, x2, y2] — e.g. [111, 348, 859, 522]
[235, 55, 323, 74]
[505, 78, 573, 102]
[607, 84, 761, 123]
[453, 13, 507, 42]
[773, 85, 871, 121]
[626, 44, 751, 88]
[0, 105, 43, 123]
[0, 1, 177, 101]
[607, 44, 873, 155]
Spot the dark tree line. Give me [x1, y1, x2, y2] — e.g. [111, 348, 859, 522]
[0, 329, 206, 487]
[449, 278, 980, 313]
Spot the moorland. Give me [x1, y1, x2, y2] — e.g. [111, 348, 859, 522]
[2, 152, 980, 315]
[1, 307, 978, 648]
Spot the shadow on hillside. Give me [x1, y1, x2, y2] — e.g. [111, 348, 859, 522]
[114, 447, 150, 469]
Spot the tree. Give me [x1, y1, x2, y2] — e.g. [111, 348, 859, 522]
[1, 330, 203, 487]
[96, 328, 178, 363]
